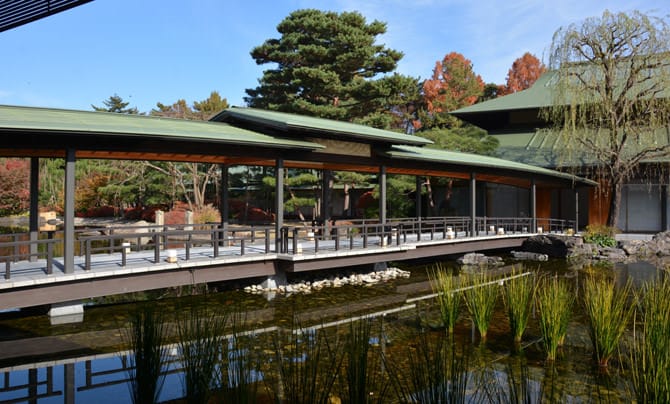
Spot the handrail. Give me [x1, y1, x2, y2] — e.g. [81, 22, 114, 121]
[0, 238, 58, 280]
[1, 216, 575, 275]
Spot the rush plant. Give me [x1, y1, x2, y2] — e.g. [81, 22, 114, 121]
[502, 268, 536, 345]
[428, 264, 463, 335]
[630, 277, 670, 402]
[463, 272, 499, 344]
[582, 274, 634, 367]
[537, 276, 573, 361]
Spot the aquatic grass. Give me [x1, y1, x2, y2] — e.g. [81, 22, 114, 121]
[385, 329, 470, 404]
[629, 276, 670, 403]
[502, 268, 536, 345]
[428, 264, 463, 335]
[338, 317, 392, 403]
[219, 310, 261, 404]
[476, 355, 542, 404]
[123, 305, 170, 404]
[176, 304, 228, 404]
[463, 271, 499, 343]
[582, 274, 634, 367]
[266, 317, 342, 403]
[537, 276, 573, 361]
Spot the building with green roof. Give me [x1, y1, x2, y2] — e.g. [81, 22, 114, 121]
[451, 71, 670, 233]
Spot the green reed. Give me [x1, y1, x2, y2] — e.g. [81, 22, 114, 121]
[502, 268, 536, 345]
[463, 272, 499, 343]
[428, 264, 463, 335]
[386, 329, 470, 404]
[219, 310, 261, 404]
[476, 355, 542, 404]
[630, 276, 670, 403]
[123, 305, 170, 404]
[266, 318, 342, 403]
[582, 274, 634, 367]
[176, 304, 228, 404]
[537, 276, 573, 361]
[338, 318, 391, 403]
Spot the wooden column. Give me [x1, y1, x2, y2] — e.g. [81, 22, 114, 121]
[470, 172, 476, 236]
[64, 149, 76, 273]
[275, 159, 284, 253]
[415, 176, 422, 219]
[379, 166, 387, 225]
[530, 179, 537, 233]
[29, 157, 39, 261]
[220, 164, 229, 232]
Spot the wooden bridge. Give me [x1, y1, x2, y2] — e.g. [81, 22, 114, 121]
[0, 216, 573, 313]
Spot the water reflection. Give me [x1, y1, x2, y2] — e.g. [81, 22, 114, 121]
[0, 258, 664, 402]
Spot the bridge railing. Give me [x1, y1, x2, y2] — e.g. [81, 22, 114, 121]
[0, 217, 575, 278]
[279, 216, 575, 254]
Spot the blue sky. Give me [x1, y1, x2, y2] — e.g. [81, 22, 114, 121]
[0, 0, 667, 113]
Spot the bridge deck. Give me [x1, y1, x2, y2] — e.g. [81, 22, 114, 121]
[0, 217, 570, 311]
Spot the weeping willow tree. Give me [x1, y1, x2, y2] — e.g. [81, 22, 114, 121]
[542, 10, 670, 228]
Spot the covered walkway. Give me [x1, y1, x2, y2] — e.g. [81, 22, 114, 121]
[0, 104, 595, 311]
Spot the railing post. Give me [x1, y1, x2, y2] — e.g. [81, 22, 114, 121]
[5, 260, 10, 280]
[185, 238, 191, 261]
[241, 239, 246, 255]
[334, 227, 340, 250]
[292, 227, 298, 254]
[121, 246, 127, 267]
[349, 230, 354, 250]
[363, 224, 367, 248]
[153, 234, 160, 264]
[85, 239, 91, 271]
[108, 229, 114, 255]
[315, 237, 319, 253]
[46, 241, 53, 274]
[213, 227, 220, 257]
[265, 229, 270, 253]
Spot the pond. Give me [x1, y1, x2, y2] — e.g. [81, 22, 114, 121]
[0, 255, 665, 403]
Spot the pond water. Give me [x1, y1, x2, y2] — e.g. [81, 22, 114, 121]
[0, 256, 662, 403]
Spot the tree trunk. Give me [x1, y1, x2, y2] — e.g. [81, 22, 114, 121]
[606, 180, 622, 229]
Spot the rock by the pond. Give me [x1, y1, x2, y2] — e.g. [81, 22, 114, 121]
[457, 252, 504, 266]
[510, 251, 548, 261]
[647, 231, 670, 256]
[521, 234, 583, 258]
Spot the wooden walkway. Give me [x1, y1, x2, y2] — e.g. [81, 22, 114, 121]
[0, 217, 571, 311]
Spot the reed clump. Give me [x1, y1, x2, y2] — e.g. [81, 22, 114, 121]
[123, 305, 170, 404]
[537, 276, 573, 361]
[582, 274, 634, 367]
[176, 304, 228, 404]
[502, 267, 536, 345]
[463, 271, 499, 343]
[428, 264, 463, 335]
[630, 276, 670, 402]
[386, 330, 470, 403]
[338, 318, 391, 403]
[266, 318, 341, 403]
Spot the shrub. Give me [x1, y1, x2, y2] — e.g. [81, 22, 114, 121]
[582, 224, 617, 247]
[193, 204, 221, 224]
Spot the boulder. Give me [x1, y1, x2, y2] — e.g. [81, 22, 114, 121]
[648, 231, 670, 256]
[521, 234, 583, 258]
[510, 251, 549, 261]
[457, 252, 504, 266]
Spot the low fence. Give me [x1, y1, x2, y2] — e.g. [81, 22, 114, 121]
[0, 217, 575, 279]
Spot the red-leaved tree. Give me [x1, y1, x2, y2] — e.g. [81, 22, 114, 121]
[0, 158, 30, 216]
[422, 52, 484, 127]
[502, 52, 546, 95]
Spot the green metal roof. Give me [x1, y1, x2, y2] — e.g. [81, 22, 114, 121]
[385, 144, 597, 186]
[212, 107, 433, 146]
[0, 104, 322, 150]
[451, 73, 555, 116]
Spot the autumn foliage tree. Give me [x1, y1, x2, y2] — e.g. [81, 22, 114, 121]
[422, 52, 485, 128]
[0, 158, 30, 216]
[502, 52, 546, 95]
